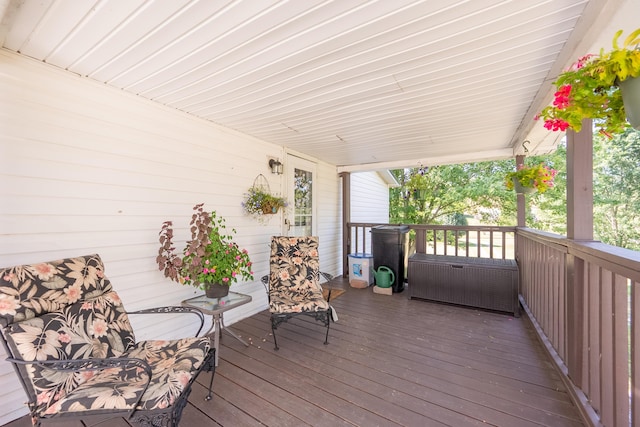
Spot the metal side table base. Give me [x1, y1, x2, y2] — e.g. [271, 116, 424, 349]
[181, 292, 252, 366]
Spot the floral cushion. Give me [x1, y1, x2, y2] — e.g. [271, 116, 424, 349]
[125, 337, 210, 410]
[4, 290, 136, 414]
[268, 236, 329, 314]
[0, 254, 113, 326]
[43, 336, 211, 415]
[0, 255, 211, 418]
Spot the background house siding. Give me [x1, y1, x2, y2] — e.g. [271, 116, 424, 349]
[350, 172, 391, 253]
[0, 50, 342, 424]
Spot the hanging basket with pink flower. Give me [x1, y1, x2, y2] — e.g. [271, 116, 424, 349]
[536, 28, 640, 137]
[505, 163, 557, 194]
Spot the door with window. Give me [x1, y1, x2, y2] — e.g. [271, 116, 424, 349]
[285, 155, 317, 237]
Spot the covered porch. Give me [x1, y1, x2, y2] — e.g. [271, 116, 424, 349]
[1, 2, 639, 426]
[344, 223, 640, 427]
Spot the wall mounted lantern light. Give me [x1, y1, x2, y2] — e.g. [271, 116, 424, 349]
[269, 158, 283, 175]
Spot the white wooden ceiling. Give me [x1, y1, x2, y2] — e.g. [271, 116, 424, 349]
[0, 0, 636, 171]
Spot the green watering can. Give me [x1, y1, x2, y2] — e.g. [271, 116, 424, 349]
[373, 266, 395, 288]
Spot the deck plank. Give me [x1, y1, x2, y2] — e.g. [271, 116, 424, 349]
[4, 278, 585, 427]
[234, 315, 581, 427]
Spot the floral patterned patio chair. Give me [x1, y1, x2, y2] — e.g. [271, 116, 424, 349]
[261, 236, 333, 350]
[0, 254, 215, 427]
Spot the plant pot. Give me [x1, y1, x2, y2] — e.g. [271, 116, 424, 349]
[205, 283, 230, 299]
[261, 204, 278, 214]
[619, 75, 640, 129]
[512, 177, 535, 194]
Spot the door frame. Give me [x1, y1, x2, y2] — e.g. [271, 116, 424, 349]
[285, 153, 318, 237]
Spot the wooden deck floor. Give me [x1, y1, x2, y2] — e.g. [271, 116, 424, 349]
[6, 278, 584, 427]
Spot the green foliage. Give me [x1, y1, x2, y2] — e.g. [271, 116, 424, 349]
[243, 186, 287, 216]
[389, 130, 640, 251]
[406, 172, 429, 191]
[524, 146, 567, 234]
[593, 129, 640, 249]
[390, 161, 517, 226]
[504, 163, 557, 193]
[389, 153, 566, 229]
[157, 204, 254, 289]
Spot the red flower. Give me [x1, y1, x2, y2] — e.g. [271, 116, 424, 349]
[572, 54, 595, 69]
[542, 118, 570, 131]
[552, 85, 571, 109]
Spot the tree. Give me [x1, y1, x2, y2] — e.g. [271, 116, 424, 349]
[522, 145, 567, 234]
[389, 154, 565, 228]
[593, 129, 640, 250]
[389, 128, 640, 251]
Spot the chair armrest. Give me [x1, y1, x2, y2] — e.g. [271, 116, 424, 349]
[261, 275, 270, 301]
[8, 356, 152, 375]
[319, 271, 334, 302]
[127, 306, 206, 337]
[320, 271, 333, 282]
[263, 272, 332, 285]
[7, 356, 153, 418]
[262, 272, 333, 300]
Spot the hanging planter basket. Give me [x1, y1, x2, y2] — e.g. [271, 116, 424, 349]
[252, 174, 270, 194]
[261, 203, 279, 214]
[413, 189, 428, 201]
[619, 75, 640, 129]
[512, 177, 535, 194]
[243, 174, 287, 218]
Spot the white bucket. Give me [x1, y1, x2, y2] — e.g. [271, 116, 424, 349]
[348, 253, 374, 286]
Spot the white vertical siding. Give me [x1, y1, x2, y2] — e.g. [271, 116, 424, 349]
[0, 50, 341, 424]
[350, 172, 390, 253]
[317, 160, 342, 275]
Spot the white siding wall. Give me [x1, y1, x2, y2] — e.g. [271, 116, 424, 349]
[0, 50, 341, 424]
[350, 172, 390, 253]
[317, 161, 343, 275]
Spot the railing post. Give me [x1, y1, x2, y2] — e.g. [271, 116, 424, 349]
[566, 120, 593, 240]
[516, 155, 526, 227]
[565, 119, 592, 393]
[415, 227, 426, 254]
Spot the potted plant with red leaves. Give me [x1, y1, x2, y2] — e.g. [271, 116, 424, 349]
[157, 203, 254, 298]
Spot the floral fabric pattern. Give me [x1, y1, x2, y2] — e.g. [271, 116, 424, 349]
[0, 254, 211, 419]
[0, 254, 113, 326]
[268, 236, 329, 314]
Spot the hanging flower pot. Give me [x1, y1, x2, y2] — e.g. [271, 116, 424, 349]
[619, 75, 640, 129]
[407, 168, 428, 201]
[243, 174, 287, 219]
[261, 203, 278, 214]
[536, 28, 640, 136]
[511, 177, 535, 194]
[413, 189, 428, 201]
[505, 163, 557, 194]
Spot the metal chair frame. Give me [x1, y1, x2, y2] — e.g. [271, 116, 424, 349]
[0, 255, 216, 427]
[261, 236, 334, 350]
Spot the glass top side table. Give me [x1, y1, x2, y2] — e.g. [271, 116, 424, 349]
[181, 291, 252, 366]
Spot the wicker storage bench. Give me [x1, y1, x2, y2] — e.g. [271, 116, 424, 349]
[408, 253, 519, 316]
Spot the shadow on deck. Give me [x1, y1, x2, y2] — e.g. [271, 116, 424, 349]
[4, 277, 584, 427]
